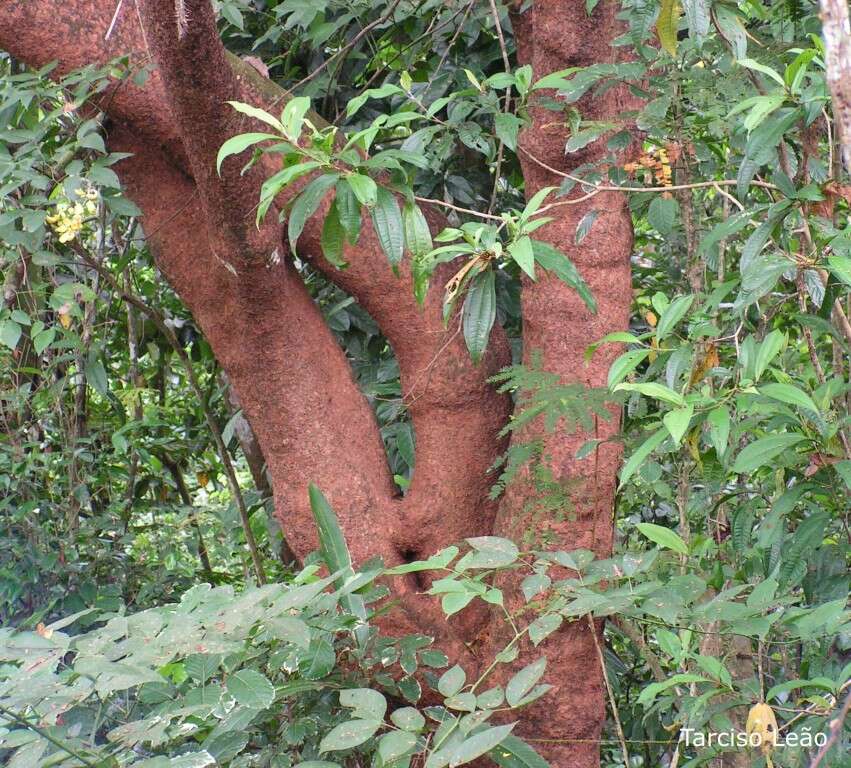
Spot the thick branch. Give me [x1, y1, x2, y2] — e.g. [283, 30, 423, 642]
[137, 0, 280, 259]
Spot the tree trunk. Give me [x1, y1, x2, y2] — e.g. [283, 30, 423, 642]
[0, 2, 636, 765]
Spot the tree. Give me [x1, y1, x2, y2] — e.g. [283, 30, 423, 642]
[1, 1, 635, 765]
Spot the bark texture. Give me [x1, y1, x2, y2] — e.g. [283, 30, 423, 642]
[0, 2, 636, 765]
[488, 4, 637, 767]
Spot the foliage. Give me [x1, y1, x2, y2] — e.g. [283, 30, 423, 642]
[3, 0, 851, 767]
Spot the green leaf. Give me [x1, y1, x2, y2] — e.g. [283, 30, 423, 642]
[227, 100, 284, 133]
[827, 254, 851, 287]
[391, 707, 426, 732]
[282, 96, 312, 140]
[707, 406, 731, 457]
[429, 724, 516, 768]
[257, 161, 321, 225]
[308, 484, 368, 641]
[759, 383, 818, 413]
[489, 735, 550, 768]
[636, 523, 689, 555]
[655, 295, 693, 341]
[663, 404, 693, 444]
[619, 428, 668, 488]
[508, 236, 536, 279]
[494, 113, 524, 151]
[339, 689, 387, 720]
[379, 731, 417, 762]
[0, 321, 22, 350]
[613, 382, 685, 406]
[346, 174, 378, 207]
[531, 240, 596, 312]
[370, 186, 404, 265]
[647, 197, 679, 235]
[335, 180, 362, 244]
[574, 210, 598, 244]
[403, 202, 433, 259]
[566, 126, 609, 153]
[637, 674, 708, 707]
[607, 348, 650, 387]
[321, 203, 347, 267]
[528, 614, 562, 646]
[226, 670, 275, 709]
[216, 132, 279, 175]
[288, 173, 338, 255]
[85, 357, 109, 396]
[506, 658, 546, 707]
[462, 269, 496, 364]
[185, 654, 222, 684]
[438, 665, 466, 697]
[319, 719, 381, 753]
[754, 329, 785, 381]
[732, 433, 806, 473]
[738, 58, 786, 88]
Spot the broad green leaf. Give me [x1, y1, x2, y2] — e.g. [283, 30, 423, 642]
[827, 254, 851, 287]
[663, 404, 693, 444]
[489, 735, 550, 768]
[346, 173, 378, 207]
[506, 658, 546, 707]
[288, 173, 338, 255]
[438, 665, 466, 697]
[391, 707, 425, 731]
[308, 484, 368, 641]
[282, 96, 312, 140]
[378, 731, 417, 762]
[428, 724, 516, 768]
[531, 240, 596, 312]
[636, 523, 689, 555]
[508, 236, 535, 279]
[494, 113, 524, 151]
[319, 719, 381, 753]
[637, 674, 708, 707]
[185, 653, 222, 684]
[0, 321, 22, 350]
[613, 382, 686, 406]
[216, 132, 279, 175]
[754, 329, 785, 381]
[574, 210, 598, 244]
[85, 357, 109, 396]
[655, 295, 693, 341]
[738, 58, 786, 88]
[732, 433, 806, 473]
[607, 348, 651, 387]
[528, 614, 562, 646]
[257, 161, 321, 225]
[335, 179, 362, 243]
[370, 186, 404, 265]
[226, 670, 275, 709]
[227, 101, 284, 133]
[619, 428, 668, 488]
[647, 197, 679, 235]
[403, 202, 433, 259]
[707, 406, 731, 457]
[759, 383, 818, 413]
[462, 269, 496, 364]
[339, 689, 387, 720]
[321, 203, 347, 267]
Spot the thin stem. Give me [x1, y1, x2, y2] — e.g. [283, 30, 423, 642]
[0, 703, 98, 767]
[586, 614, 629, 768]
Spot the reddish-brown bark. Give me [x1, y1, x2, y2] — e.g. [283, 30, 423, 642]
[488, 4, 637, 767]
[0, 2, 636, 765]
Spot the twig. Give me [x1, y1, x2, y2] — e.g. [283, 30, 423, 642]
[290, 0, 403, 93]
[587, 614, 630, 768]
[487, 0, 511, 214]
[809, 687, 851, 768]
[0, 703, 98, 767]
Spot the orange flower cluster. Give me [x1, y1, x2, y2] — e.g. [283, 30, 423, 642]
[623, 146, 673, 187]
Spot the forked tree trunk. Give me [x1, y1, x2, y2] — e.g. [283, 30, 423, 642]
[0, 3, 635, 765]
